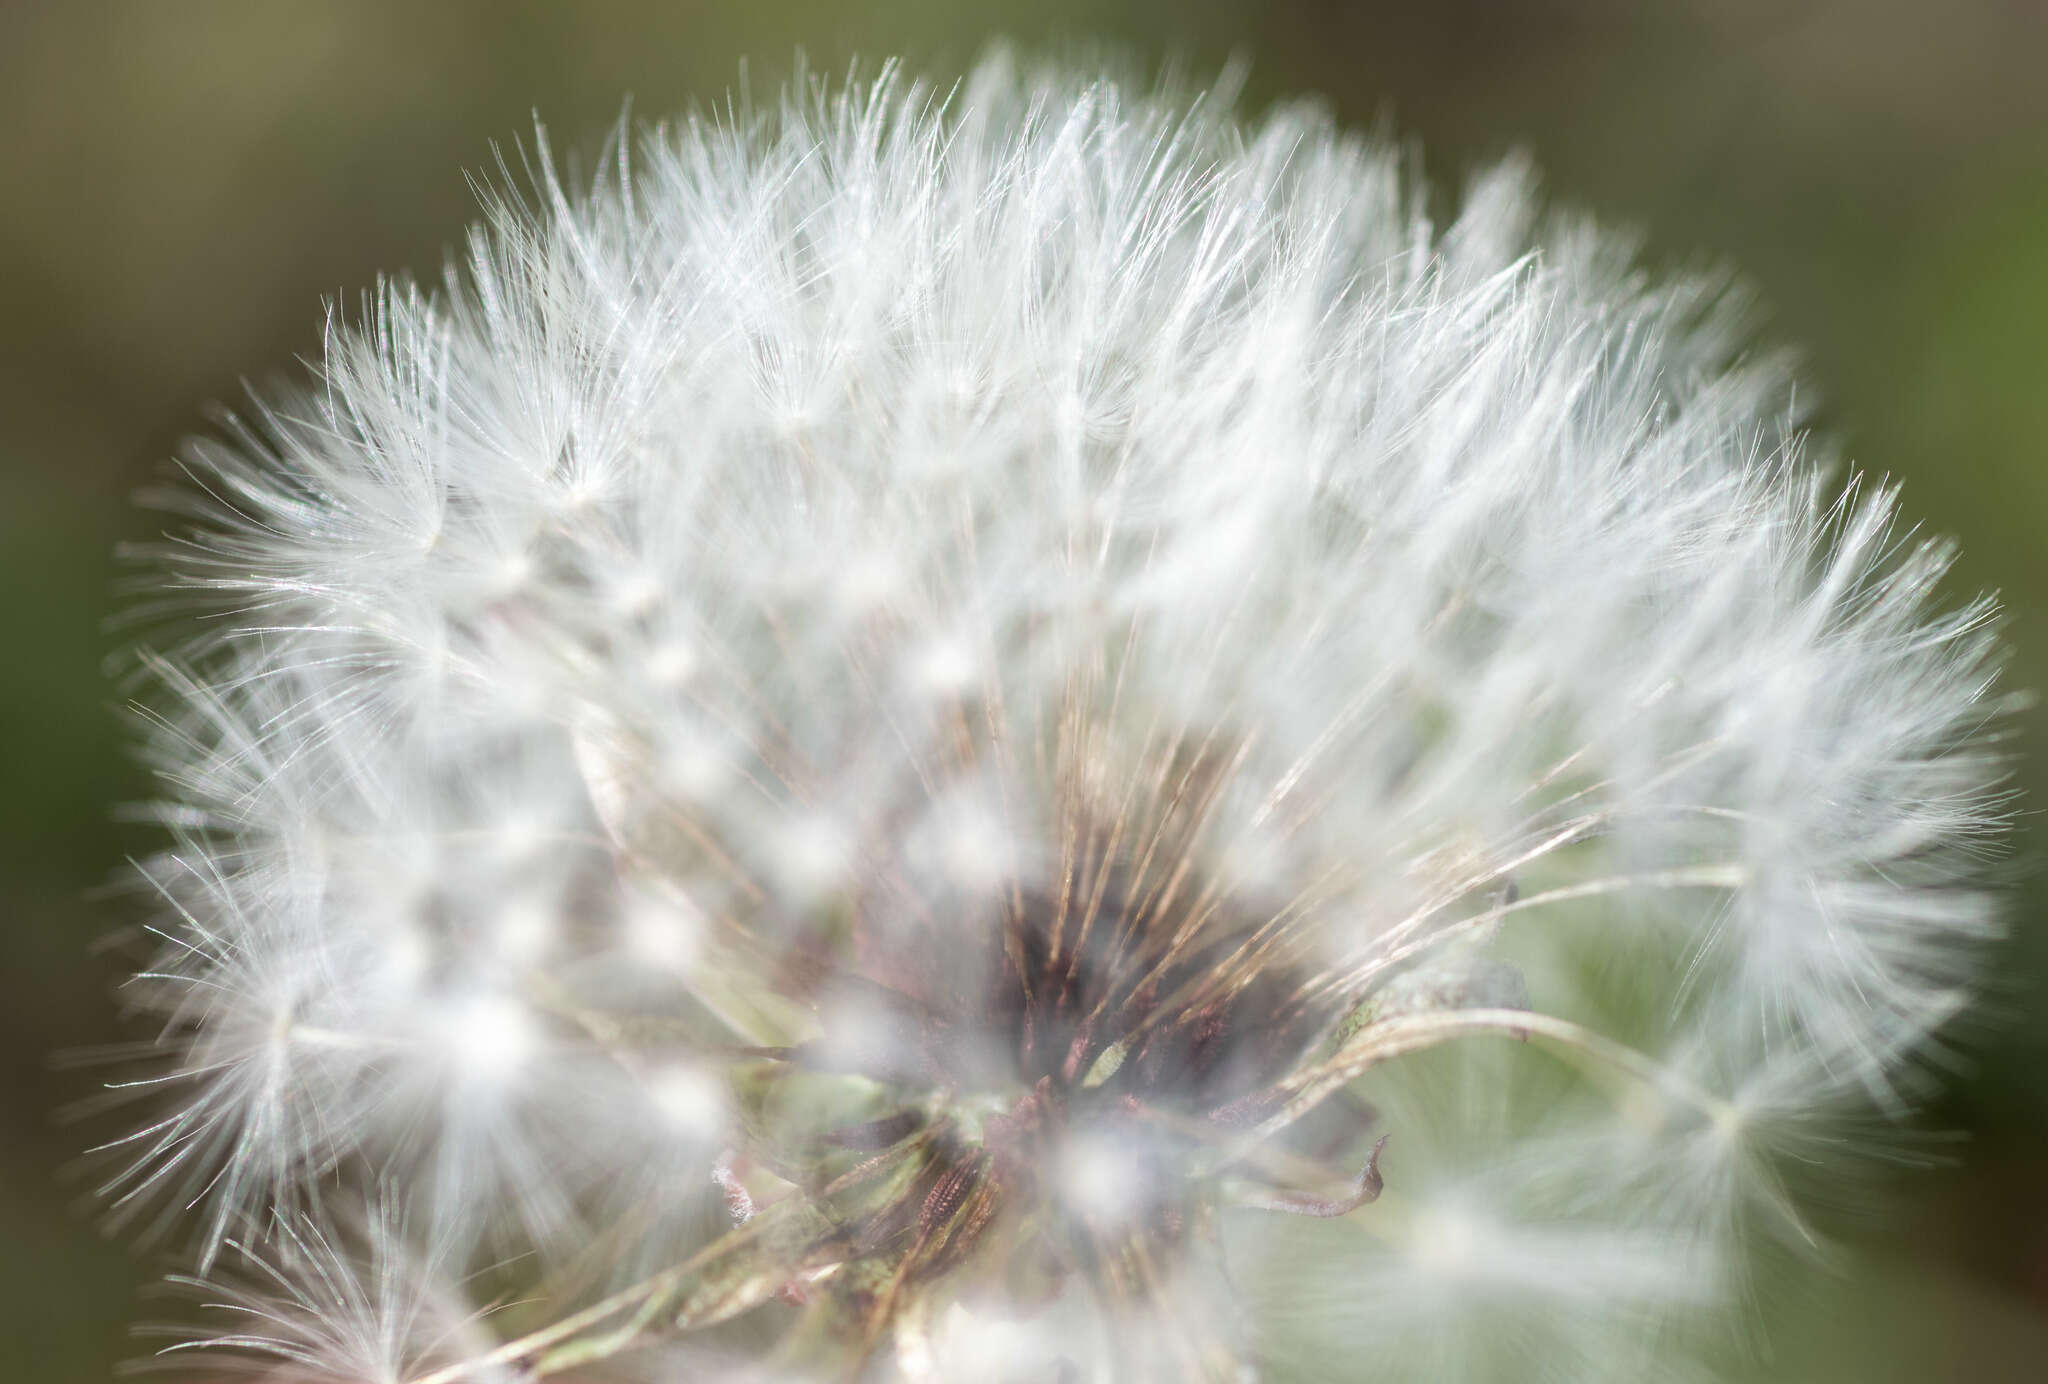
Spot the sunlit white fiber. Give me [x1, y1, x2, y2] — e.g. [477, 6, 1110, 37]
[152, 1201, 514, 1384]
[106, 52, 2009, 1383]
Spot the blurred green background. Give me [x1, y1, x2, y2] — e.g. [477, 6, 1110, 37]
[3, 2, 2046, 1379]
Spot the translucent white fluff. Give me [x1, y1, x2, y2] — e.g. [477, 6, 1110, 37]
[108, 54, 2009, 1383]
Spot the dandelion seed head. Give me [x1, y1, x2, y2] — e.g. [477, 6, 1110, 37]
[104, 52, 2013, 1383]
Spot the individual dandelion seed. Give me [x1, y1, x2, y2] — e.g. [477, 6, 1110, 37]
[101, 51, 2014, 1384]
[145, 1197, 520, 1384]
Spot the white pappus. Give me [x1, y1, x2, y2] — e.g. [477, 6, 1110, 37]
[101, 52, 2012, 1384]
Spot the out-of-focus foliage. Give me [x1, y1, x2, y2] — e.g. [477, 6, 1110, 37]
[1, 3, 2043, 1379]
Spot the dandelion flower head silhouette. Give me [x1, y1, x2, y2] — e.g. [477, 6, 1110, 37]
[100, 55, 2014, 1383]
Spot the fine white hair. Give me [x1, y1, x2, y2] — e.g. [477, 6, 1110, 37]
[107, 52, 2009, 1383]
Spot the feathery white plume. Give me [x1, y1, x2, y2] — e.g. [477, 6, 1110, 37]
[106, 54, 2010, 1382]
